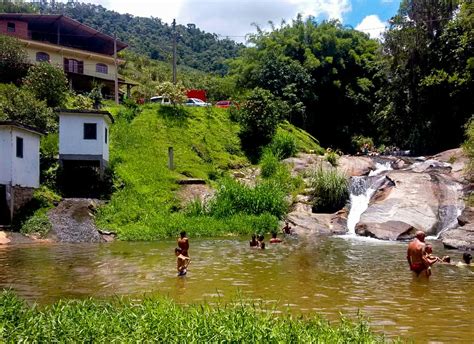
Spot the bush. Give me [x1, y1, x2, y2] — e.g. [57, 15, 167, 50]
[238, 88, 285, 161]
[0, 84, 55, 132]
[351, 135, 374, 154]
[20, 210, 51, 237]
[0, 35, 29, 83]
[23, 62, 68, 107]
[325, 150, 339, 167]
[310, 166, 349, 213]
[463, 117, 474, 181]
[269, 130, 298, 159]
[260, 149, 280, 178]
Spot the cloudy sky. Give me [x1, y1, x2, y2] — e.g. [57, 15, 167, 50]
[77, 0, 401, 41]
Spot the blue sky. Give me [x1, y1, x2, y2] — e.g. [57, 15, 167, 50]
[84, 0, 402, 41]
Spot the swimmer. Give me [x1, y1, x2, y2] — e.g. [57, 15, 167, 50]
[249, 234, 258, 247]
[457, 252, 473, 267]
[269, 232, 282, 244]
[177, 231, 189, 257]
[257, 235, 265, 250]
[175, 247, 191, 276]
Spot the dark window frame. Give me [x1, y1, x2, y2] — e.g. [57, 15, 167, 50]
[7, 22, 15, 33]
[96, 63, 108, 74]
[105, 127, 108, 144]
[16, 136, 23, 158]
[36, 52, 50, 62]
[83, 123, 97, 140]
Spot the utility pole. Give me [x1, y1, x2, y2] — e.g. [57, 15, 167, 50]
[114, 33, 119, 104]
[172, 19, 177, 84]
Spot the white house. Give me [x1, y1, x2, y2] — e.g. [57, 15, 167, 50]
[58, 109, 114, 172]
[0, 121, 42, 226]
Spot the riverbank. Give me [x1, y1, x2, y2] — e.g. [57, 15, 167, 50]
[0, 290, 388, 343]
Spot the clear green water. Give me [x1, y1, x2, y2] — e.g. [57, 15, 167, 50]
[0, 236, 473, 343]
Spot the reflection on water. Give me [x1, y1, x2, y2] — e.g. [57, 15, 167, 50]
[0, 236, 473, 343]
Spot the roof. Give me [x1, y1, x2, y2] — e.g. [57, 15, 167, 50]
[58, 109, 114, 124]
[0, 121, 44, 135]
[0, 14, 127, 55]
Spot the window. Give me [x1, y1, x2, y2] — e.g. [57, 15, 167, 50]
[36, 52, 50, 62]
[63, 58, 84, 74]
[7, 22, 15, 33]
[105, 127, 108, 144]
[96, 63, 108, 74]
[16, 137, 23, 158]
[83, 123, 97, 140]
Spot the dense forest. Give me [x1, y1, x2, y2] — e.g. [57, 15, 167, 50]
[0, 1, 243, 75]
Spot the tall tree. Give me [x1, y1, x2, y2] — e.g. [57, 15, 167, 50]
[376, 0, 473, 153]
[230, 16, 382, 151]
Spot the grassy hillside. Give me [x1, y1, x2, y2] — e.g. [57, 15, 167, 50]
[96, 104, 321, 240]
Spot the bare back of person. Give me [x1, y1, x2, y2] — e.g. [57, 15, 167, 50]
[407, 231, 427, 276]
[177, 231, 189, 257]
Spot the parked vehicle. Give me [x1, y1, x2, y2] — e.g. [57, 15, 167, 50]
[215, 100, 239, 109]
[184, 98, 211, 107]
[150, 96, 171, 105]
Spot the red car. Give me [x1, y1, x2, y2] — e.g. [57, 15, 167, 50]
[215, 100, 239, 109]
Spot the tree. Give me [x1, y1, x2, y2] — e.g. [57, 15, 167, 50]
[0, 84, 55, 132]
[0, 35, 29, 84]
[238, 88, 287, 160]
[155, 81, 187, 105]
[375, 0, 472, 154]
[230, 17, 383, 151]
[23, 62, 69, 108]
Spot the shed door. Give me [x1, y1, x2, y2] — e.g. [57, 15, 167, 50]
[0, 185, 11, 226]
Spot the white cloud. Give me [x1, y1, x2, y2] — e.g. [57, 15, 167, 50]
[355, 14, 387, 39]
[60, 0, 353, 43]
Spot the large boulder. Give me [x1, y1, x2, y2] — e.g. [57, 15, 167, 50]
[356, 170, 463, 239]
[441, 224, 474, 250]
[432, 148, 468, 182]
[287, 209, 347, 236]
[337, 156, 375, 176]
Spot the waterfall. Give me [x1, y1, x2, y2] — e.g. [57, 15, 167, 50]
[346, 162, 393, 235]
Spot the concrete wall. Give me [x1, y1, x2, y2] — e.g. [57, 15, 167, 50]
[59, 114, 109, 161]
[0, 127, 12, 185]
[24, 44, 117, 81]
[0, 126, 40, 188]
[11, 128, 40, 188]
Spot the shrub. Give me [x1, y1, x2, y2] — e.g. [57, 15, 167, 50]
[155, 81, 187, 105]
[310, 166, 349, 213]
[351, 135, 374, 154]
[238, 88, 285, 161]
[23, 62, 68, 107]
[269, 130, 298, 159]
[67, 93, 94, 110]
[463, 117, 474, 181]
[0, 84, 55, 131]
[260, 149, 279, 178]
[20, 210, 51, 237]
[0, 35, 29, 83]
[325, 150, 339, 167]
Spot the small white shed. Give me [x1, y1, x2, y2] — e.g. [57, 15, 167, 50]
[0, 121, 42, 226]
[58, 109, 114, 171]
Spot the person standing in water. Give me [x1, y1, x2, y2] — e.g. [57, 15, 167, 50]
[249, 234, 258, 247]
[177, 231, 189, 257]
[407, 231, 430, 276]
[175, 247, 191, 276]
[270, 232, 282, 244]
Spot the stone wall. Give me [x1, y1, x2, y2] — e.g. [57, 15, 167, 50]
[11, 185, 34, 216]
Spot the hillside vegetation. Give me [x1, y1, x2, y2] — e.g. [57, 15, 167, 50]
[97, 104, 321, 240]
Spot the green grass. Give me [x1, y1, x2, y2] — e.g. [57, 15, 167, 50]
[96, 104, 320, 239]
[0, 291, 389, 343]
[310, 166, 349, 213]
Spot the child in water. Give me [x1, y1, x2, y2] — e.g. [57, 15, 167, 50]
[175, 247, 191, 276]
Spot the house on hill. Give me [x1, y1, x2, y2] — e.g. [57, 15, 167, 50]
[0, 13, 134, 99]
[0, 121, 42, 226]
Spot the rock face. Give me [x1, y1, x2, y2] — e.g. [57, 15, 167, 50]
[47, 198, 105, 243]
[441, 225, 474, 250]
[356, 169, 464, 239]
[287, 209, 347, 236]
[441, 207, 474, 250]
[337, 156, 375, 176]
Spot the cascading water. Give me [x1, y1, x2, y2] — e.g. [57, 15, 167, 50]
[346, 162, 393, 235]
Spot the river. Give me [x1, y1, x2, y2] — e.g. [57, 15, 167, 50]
[0, 236, 473, 343]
